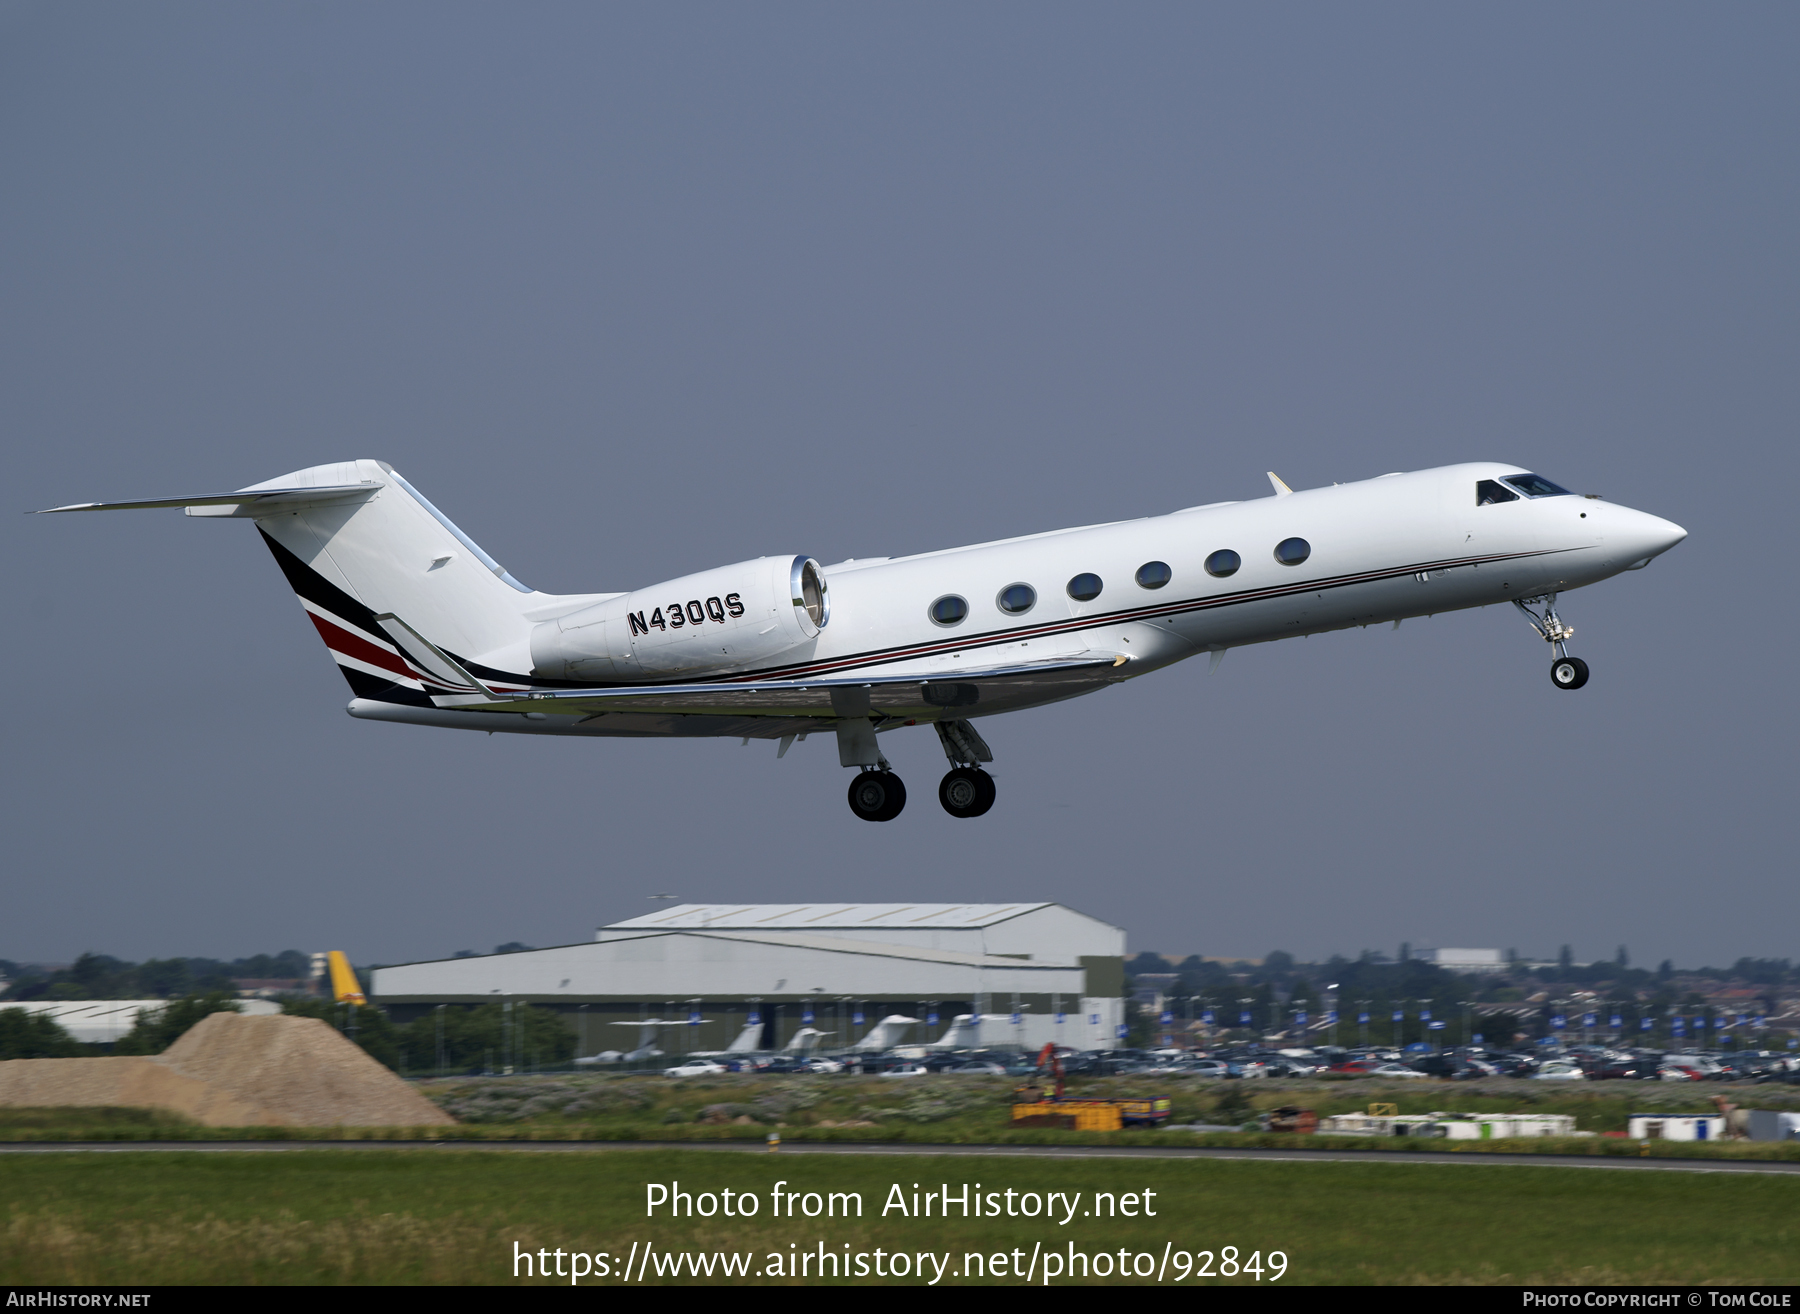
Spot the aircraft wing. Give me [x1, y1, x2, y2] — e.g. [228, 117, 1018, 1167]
[365, 608, 1133, 720]
[425, 656, 1130, 721]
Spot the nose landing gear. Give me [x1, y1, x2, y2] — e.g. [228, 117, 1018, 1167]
[1515, 594, 1589, 690]
[1550, 655, 1589, 690]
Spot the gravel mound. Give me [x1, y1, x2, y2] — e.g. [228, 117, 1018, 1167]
[0, 1013, 453, 1127]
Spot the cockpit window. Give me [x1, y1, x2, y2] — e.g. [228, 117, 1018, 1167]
[1502, 473, 1573, 498]
[1476, 479, 1519, 506]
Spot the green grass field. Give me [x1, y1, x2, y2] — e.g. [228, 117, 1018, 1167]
[2, 1148, 1796, 1285]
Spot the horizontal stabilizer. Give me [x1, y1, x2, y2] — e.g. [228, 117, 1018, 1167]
[38, 485, 376, 514]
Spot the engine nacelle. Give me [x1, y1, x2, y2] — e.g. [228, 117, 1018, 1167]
[530, 555, 828, 681]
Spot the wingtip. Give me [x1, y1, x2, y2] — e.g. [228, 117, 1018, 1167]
[1267, 471, 1293, 497]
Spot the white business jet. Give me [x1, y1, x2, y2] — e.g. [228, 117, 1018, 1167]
[572, 1016, 705, 1065]
[42, 460, 1684, 821]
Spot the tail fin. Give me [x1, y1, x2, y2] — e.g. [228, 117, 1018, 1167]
[242, 461, 539, 696]
[326, 950, 367, 1006]
[45, 460, 589, 705]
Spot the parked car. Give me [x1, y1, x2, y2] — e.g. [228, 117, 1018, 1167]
[1177, 1060, 1237, 1079]
[757, 1057, 812, 1074]
[1533, 1061, 1587, 1081]
[944, 1060, 1006, 1075]
[1407, 1055, 1495, 1080]
[1488, 1054, 1539, 1077]
[880, 1063, 930, 1078]
[1261, 1058, 1323, 1077]
[1365, 1062, 1431, 1080]
[664, 1059, 727, 1078]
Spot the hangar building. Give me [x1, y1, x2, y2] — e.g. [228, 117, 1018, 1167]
[371, 902, 1126, 1054]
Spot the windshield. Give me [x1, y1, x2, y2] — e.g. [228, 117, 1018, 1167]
[1503, 473, 1573, 498]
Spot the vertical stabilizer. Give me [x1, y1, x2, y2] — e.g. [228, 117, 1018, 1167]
[236, 461, 550, 701]
[327, 951, 367, 1006]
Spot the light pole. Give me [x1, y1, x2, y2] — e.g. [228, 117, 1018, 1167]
[1326, 983, 1339, 1048]
[578, 1004, 589, 1064]
[1237, 997, 1255, 1042]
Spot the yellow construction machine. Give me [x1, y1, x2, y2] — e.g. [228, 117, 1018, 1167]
[1010, 1043, 1172, 1131]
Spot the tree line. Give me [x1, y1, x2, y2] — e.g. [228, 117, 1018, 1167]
[0, 993, 576, 1070]
[0, 951, 313, 1002]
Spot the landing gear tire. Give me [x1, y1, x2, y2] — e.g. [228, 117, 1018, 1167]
[847, 770, 906, 822]
[938, 767, 996, 818]
[1551, 656, 1589, 690]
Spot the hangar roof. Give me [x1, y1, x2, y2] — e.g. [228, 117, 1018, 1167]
[605, 903, 1058, 931]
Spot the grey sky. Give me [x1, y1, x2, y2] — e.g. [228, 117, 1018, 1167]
[4, 3, 1795, 969]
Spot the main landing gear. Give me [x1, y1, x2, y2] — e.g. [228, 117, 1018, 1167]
[847, 769, 906, 822]
[840, 717, 998, 822]
[935, 719, 995, 819]
[939, 767, 996, 819]
[1515, 594, 1589, 690]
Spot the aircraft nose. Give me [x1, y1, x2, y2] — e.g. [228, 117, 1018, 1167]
[1618, 508, 1688, 565]
[1641, 512, 1687, 555]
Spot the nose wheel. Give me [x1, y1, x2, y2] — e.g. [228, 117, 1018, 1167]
[939, 767, 996, 818]
[1551, 656, 1589, 690]
[847, 770, 906, 822]
[1516, 594, 1590, 691]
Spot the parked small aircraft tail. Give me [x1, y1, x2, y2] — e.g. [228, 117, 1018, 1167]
[724, 1020, 766, 1053]
[852, 1015, 919, 1052]
[782, 1026, 833, 1053]
[326, 950, 366, 1006]
[925, 1014, 1014, 1049]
